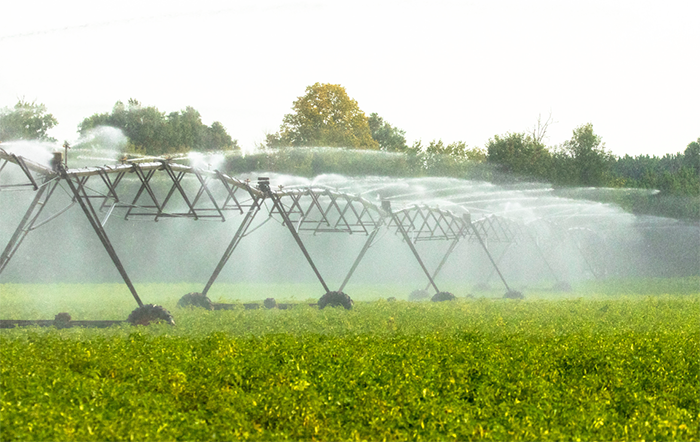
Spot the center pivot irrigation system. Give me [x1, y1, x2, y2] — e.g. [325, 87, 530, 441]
[0, 148, 592, 327]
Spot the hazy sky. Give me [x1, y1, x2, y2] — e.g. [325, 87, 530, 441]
[1, 0, 698, 156]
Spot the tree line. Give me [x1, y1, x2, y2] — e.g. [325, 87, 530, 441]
[0, 98, 238, 154]
[1, 86, 698, 219]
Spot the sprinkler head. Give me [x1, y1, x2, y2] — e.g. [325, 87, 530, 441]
[50, 151, 63, 172]
[381, 200, 392, 213]
[257, 177, 271, 194]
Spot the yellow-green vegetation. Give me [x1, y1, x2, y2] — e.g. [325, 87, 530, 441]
[1, 280, 698, 441]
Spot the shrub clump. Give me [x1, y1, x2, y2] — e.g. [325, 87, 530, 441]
[318, 291, 354, 310]
[431, 291, 456, 302]
[177, 292, 214, 310]
[127, 304, 175, 326]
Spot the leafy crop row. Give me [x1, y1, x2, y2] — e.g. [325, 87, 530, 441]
[1, 290, 698, 440]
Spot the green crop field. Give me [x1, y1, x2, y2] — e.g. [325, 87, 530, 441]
[1, 279, 699, 441]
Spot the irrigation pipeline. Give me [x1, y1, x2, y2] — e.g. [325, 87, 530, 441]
[0, 149, 584, 317]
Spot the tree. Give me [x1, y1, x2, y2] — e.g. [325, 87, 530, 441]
[267, 83, 379, 149]
[683, 138, 700, 175]
[79, 100, 237, 154]
[0, 99, 58, 142]
[486, 132, 551, 179]
[554, 123, 614, 186]
[368, 113, 407, 152]
[406, 140, 487, 176]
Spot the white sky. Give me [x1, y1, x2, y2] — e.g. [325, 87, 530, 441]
[1, 0, 698, 156]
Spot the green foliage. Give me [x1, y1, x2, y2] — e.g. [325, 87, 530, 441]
[486, 132, 551, 180]
[78, 99, 238, 155]
[0, 287, 698, 441]
[226, 145, 491, 180]
[0, 99, 58, 142]
[552, 123, 615, 187]
[226, 147, 421, 178]
[410, 140, 489, 178]
[368, 113, 408, 152]
[267, 83, 379, 149]
[684, 138, 700, 174]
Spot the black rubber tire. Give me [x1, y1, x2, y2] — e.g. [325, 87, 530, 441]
[318, 291, 354, 310]
[503, 290, 524, 300]
[431, 291, 456, 302]
[264, 298, 277, 309]
[54, 312, 72, 329]
[127, 304, 175, 326]
[177, 292, 214, 310]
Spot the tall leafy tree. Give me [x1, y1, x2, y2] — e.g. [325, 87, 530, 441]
[486, 132, 551, 179]
[368, 113, 407, 152]
[0, 99, 58, 142]
[267, 83, 379, 149]
[79, 100, 238, 155]
[683, 138, 700, 175]
[553, 123, 614, 186]
[411, 140, 487, 176]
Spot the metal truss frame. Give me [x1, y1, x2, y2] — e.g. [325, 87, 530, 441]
[1, 151, 390, 306]
[0, 149, 263, 307]
[472, 215, 584, 287]
[264, 184, 387, 293]
[1, 147, 601, 313]
[383, 203, 515, 293]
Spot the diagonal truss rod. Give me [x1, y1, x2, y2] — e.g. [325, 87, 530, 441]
[338, 227, 381, 292]
[61, 169, 144, 307]
[480, 243, 513, 285]
[0, 179, 60, 274]
[423, 232, 464, 292]
[268, 190, 330, 293]
[384, 201, 441, 293]
[202, 197, 263, 295]
[466, 214, 512, 292]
